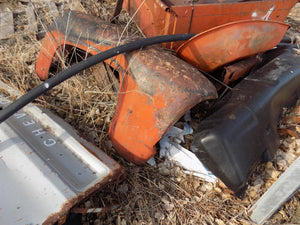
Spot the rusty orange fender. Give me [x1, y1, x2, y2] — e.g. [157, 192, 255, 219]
[35, 11, 217, 164]
[176, 20, 290, 72]
[35, 11, 130, 80]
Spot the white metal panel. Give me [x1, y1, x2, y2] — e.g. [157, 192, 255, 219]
[0, 122, 76, 224]
[0, 97, 122, 225]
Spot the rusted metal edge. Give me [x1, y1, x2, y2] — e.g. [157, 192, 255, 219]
[43, 167, 124, 225]
[0, 81, 124, 225]
[39, 106, 125, 224]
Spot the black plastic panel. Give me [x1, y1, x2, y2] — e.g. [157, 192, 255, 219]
[191, 47, 300, 196]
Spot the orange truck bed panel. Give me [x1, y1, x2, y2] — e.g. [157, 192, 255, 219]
[123, 0, 298, 49]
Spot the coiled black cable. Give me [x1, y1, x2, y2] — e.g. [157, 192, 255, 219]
[0, 34, 195, 123]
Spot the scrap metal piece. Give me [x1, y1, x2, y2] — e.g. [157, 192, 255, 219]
[249, 156, 300, 224]
[223, 56, 261, 84]
[191, 47, 300, 196]
[0, 96, 123, 225]
[35, 11, 217, 164]
[109, 47, 217, 164]
[122, 0, 298, 49]
[176, 20, 289, 72]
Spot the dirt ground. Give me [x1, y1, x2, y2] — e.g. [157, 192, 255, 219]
[0, 1, 300, 225]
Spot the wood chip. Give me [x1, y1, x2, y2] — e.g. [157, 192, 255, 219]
[215, 218, 225, 225]
[290, 106, 300, 116]
[283, 116, 300, 124]
[291, 204, 300, 223]
[276, 159, 288, 171]
[278, 128, 299, 138]
[280, 144, 288, 152]
[265, 169, 281, 180]
[159, 167, 170, 176]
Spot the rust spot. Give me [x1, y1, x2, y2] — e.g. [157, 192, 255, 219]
[223, 55, 261, 84]
[177, 20, 289, 72]
[109, 46, 217, 164]
[43, 167, 124, 225]
[40, 136, 124, 225]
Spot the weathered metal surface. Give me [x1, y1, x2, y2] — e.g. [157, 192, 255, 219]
[190, 47, 300, 196]
[35, 11, 130, 80]
[176, 20, 289, 72]
[70, 204, 119, 214]
[223, 56, 261, 84]
[110, 47, 217, 164]
[249, 156, 300, 224]
[123, 0, 298, 49]
[0, 91, 123, 225]
[35, 11, 217, 164]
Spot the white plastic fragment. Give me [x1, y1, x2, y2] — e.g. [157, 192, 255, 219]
[148, 125, 216, 182]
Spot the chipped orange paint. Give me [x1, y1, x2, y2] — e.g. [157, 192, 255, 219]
[222, 56, 261, 84]
[35, 0, 298, 164]
[35, 11, 217, 164]
[123, 0, 298, 49]
[109, 47, 217, 164]
[176, 20, 289, 72]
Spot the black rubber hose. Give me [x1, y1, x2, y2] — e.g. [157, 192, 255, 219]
[0, 34, 195, 123]
[281, 36, 293, 43]
[277, 42, 299, 48]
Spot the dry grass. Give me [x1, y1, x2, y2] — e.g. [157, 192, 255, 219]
[0, 1, 300, 225]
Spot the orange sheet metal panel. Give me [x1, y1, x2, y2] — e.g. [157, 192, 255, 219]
[122, 0, 172, 36]
[35, 11, 217, 164]
[109, 47, 217, 164]
[176, 20, 290, 72]
[123, 0, 298, 49]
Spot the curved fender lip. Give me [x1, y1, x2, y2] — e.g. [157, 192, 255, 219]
[35, 11, 130, 80]
[34, 11, 217, 165]
[109, 47, 217, 164]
